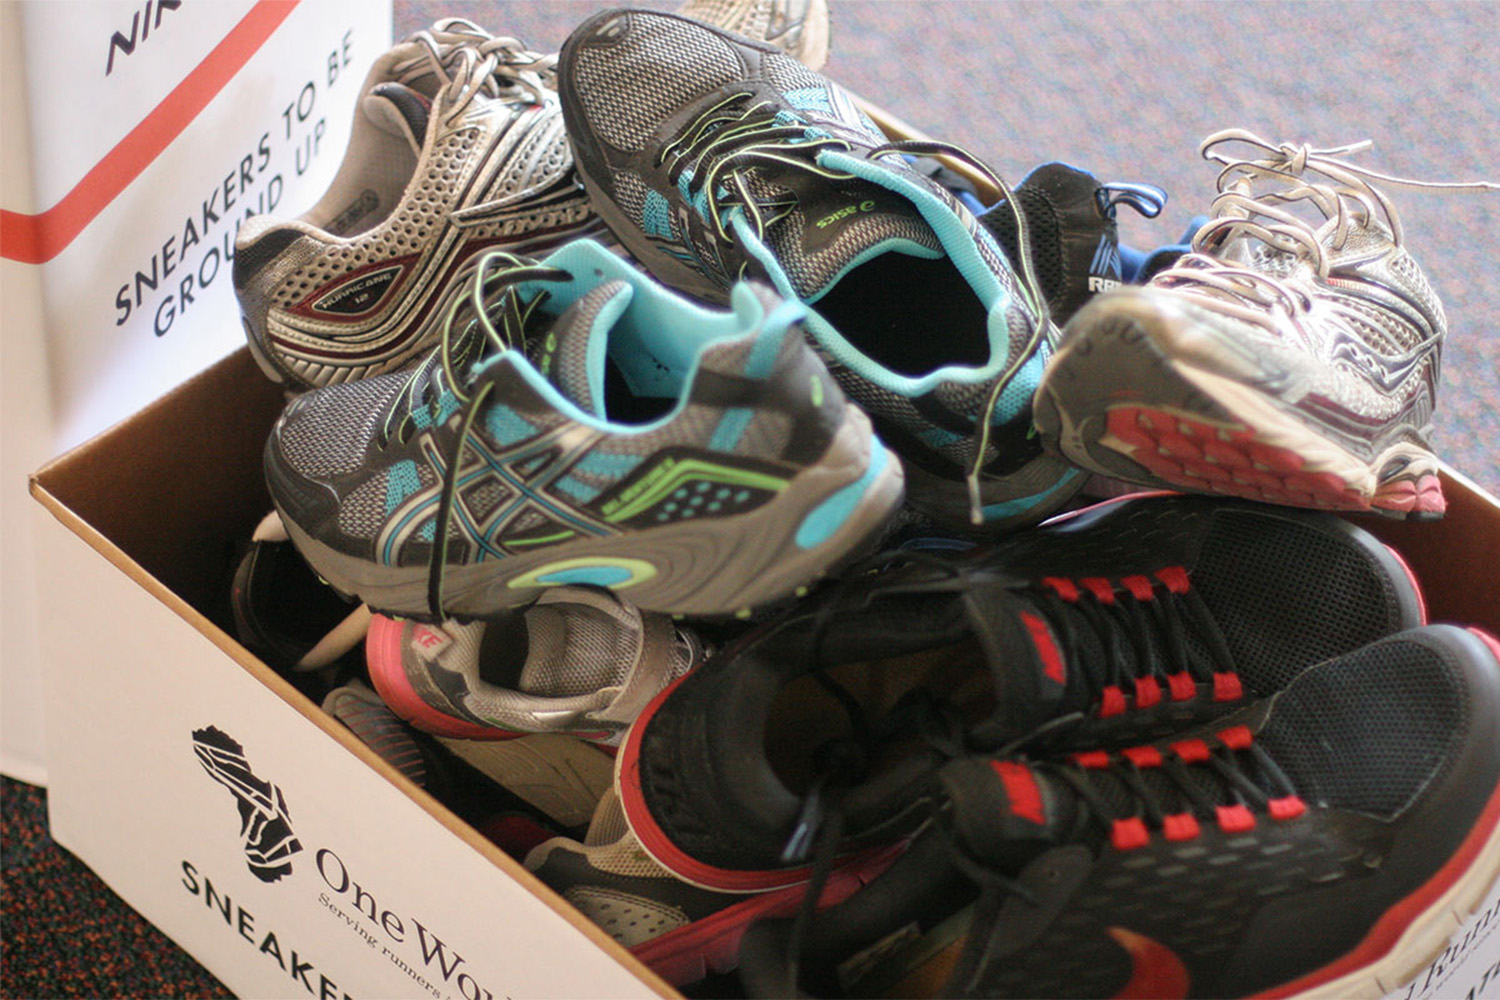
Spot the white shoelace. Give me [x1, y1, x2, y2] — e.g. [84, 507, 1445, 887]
[1155, 128, 1499, 334]
[394, 17, 558, 122]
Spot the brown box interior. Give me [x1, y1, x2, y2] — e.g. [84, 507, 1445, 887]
[32, 349, 288, 630]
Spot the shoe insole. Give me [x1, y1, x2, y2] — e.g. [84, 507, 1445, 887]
[813, 255, 990, 376]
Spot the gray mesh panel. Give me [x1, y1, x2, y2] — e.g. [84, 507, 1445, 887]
[570, 14, 742, 152]
[338, 475, 391, 540]
[280, 374, 405, 477]
[518, 604, 636, 696]
[1260, 636, 1465, 818]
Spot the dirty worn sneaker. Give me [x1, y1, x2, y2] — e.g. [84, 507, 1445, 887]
[678, 0, 831, 70]
[614, 492, 1426, 892]
[365, 587, 702, 747]
[1035, 129, 1500, 519]
[265, 238, 903, 620]
[558, 7, 1080, 533]
[738, 624, 1500, 1000]
[234, 18, 601, 390]
[525, 787, 902, 986]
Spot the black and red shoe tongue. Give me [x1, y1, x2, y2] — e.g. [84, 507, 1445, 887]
[968, 593, 1093, 745]
[938, 757, 1076, 870]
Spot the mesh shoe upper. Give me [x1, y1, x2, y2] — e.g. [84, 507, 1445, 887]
[265, 239, 901, 620]
[234, 19, 603, 389]
[365, 587, 701, 747]
[751, 624, 1500, 1000]
[558, 8, 1082, 534]
[1036, 130, 1499, 517]
[1135, 132, 1452, 444]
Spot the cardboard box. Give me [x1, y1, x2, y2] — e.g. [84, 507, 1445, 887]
[29, 349, 672, 999]
[1, 0, 392, 784]
[29, 343, 1500, 999]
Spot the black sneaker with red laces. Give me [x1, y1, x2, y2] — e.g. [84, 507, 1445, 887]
[738, 624, 1500, 999]
[615, 492, 1426, 893]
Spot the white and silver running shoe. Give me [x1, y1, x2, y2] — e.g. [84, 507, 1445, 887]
[1036, 129, 1498, 519]
[678, 0, 831, 70]
[364, 587, 703, 747]
[233, 19, 602, 389]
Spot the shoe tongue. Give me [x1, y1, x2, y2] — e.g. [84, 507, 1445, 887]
[751, 167, 943, 300]
[939, 757, 1078, 871]
[968, 592, 1098, 744]
[364, 81, 430, 157]
[525, 280, 633, 419]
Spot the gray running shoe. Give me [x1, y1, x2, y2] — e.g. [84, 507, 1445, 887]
[365, 586, 701, 747]
[265, 239, 903, 620]
[678, 0, 831, 70]
[1035, 129, 1499, 519]
[557, 8, 1081, 534]
[234, 19, 601, 389]
[525, 787, 901, 986]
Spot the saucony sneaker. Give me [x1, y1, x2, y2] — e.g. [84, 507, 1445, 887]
[614, 492, 1425, 892]
[739, 624, 1500, 1000]
[265, 239, 903, 620]
[1035, 129, 1500, 518]
[234, 18, 601, 390]
[323, 681, 587, 856]
[558, 8, 1080, 533]
[978, 163, 1167, 325]
[365, 587, 702, 747]
[434, 732, 615, 831]
[678, 0, 831, 70]
[525, 787, 902, 986]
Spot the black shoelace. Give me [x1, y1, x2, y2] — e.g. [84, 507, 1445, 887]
[1023, 567, 1244, 729]
[368, 250, 574, 619]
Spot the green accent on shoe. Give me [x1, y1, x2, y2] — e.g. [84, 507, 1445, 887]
[506, 556, 659, 590]
[601, 457, 788, 523]
[506, 529, 577, 548]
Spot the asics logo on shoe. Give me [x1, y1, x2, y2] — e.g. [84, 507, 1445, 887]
[814, 200, 877, 229]
[192, 726, 303, 883]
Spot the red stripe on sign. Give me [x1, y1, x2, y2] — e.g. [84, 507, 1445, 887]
[1, 0, 299, 264]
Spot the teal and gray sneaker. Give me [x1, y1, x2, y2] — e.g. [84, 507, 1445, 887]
[264, 239, 903, 621]
[557, 8, 1082, 533]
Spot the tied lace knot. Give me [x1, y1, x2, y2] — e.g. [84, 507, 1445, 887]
[398, 18, 557, 119]
[1158, 129, 1499, 333]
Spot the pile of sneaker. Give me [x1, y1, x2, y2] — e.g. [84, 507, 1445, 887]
[227, 4, 1500, 997]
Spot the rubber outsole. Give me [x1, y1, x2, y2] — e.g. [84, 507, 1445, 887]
[1035, 305, 1446, 520]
